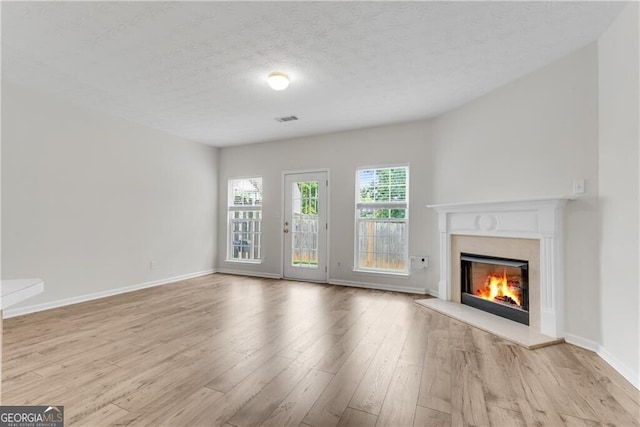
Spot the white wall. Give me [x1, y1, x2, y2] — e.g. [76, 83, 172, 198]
[1, 81, 218, 312]
[598, 2, 640, 386]
[217, 120, 434, 293]
[429, 44, 601, 344]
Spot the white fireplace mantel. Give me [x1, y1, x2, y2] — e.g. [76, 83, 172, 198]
[427, 196, 572, 338]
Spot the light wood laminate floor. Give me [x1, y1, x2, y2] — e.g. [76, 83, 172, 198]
[3, 274, 639, 426]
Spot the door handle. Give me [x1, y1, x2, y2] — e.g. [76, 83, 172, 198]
[284, 229, 289, 233]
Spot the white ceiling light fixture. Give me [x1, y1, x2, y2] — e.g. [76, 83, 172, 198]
[267, 72, 290, 91]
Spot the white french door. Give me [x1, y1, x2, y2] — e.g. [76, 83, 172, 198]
[283, 171, 328, 282]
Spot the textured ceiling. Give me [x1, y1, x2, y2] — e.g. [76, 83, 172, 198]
[1, 1, 626, 147]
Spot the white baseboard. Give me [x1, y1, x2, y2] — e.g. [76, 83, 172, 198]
[3, 269, 215, 319]
[427, 288, 439, 298]
[564, 333, 599, 352]
[215, 268, 281, 280]
[565, 333, 639, 390]
[328, 279, 428, 295]
[597, 345, 640, 390]
[214, 272, 429, 295]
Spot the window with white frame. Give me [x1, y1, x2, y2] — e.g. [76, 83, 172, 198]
[228, 177, 262, 262]
[355, 166, 409, 273]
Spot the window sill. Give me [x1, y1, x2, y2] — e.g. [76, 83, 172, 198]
[353, 268, 410, 277]
[225, 259, 263, 265]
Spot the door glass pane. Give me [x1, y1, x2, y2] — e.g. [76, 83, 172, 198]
[291, 181, 319, 268]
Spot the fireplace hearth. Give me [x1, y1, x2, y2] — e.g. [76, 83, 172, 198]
[461, 253, 529, 325]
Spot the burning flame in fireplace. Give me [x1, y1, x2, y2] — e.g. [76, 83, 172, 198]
[476, 270, 521, 306]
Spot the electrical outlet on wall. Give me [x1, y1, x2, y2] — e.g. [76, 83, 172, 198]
[573, 179, 585, 194]
[150, 260, 158, 270]
[410, 256, 428, 270]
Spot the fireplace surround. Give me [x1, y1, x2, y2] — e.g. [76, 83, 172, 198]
[427, 197, 570, 340]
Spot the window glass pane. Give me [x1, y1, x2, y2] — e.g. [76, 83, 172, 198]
[389, 254, 405, 270]
[360, 252, 373, 268]
[230, 178, 263, 206]
[359, 208, 374, 218]
[390, 209, 406, 218]
[390, 186, 404, 201]
[375, 253, 388, 269]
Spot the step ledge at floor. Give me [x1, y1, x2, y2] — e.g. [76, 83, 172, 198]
[415, 298, 563, 349]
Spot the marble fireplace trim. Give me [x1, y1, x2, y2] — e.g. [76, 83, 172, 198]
[428, 197, 571, 338]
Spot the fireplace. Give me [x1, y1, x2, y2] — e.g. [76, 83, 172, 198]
[423, 197, 569, 344]
[460, 253, 529, 325]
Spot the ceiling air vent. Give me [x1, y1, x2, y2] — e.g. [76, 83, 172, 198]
[274, 115, 299, 123]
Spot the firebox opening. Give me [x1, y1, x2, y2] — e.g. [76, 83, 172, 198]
[460, 253, 529, 326]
